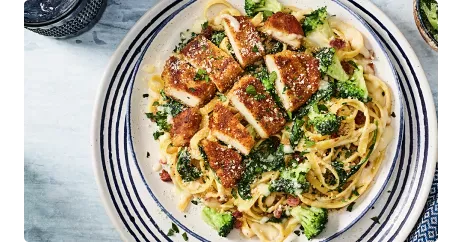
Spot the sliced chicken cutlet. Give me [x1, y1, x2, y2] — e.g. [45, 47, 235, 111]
[222, 15, 265, 67]
[201, 140, 244, 188]
[262, 12, 305, 49]
[162, 56, 216, 107]
[265, 50, 320, 112]
[180, 35, 243, 92]
[229, 75, 286, 138]
[209, 104, 255, 155]
[170, 107, 202, 147]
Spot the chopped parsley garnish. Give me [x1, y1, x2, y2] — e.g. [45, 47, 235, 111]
[252, 45, 259, 52]
[391, 112, 396, 118]
[145, 113, 155, 119]
[142, 93, 149, 98]
[167, 222, 180, 236]
[217, 93, 227, 102]
[246, 85, 257, 95]
[146, 152, 150, 158]
[371, 216, 380, 224]
[346, 202, 355, 212]
[188, 87, 196, 92]
[201, 21, 209, 30]
[182, 232, 188, 241]
[348, 60, 358, 69]
[160, 90, 167, 100]
[172, 223, 179, 233]
[304, 139, 315, 147]
[194, 69, 209, 82]
[294, 230, 301, 236]
[255, 93, 266, 100]
[282, 85, 289, 94]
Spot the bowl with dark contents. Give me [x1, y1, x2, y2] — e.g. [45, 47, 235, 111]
[414, 0, 438, 51]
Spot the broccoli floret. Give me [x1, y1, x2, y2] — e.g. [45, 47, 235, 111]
[238, 137, 285, 199]
[269, 162, 310, 195]
[308, 104, 341, 136]
[302, 7, 334, 48]
[291, 206, 328, 240]
[201, 207, 235, 237]
[176, 148, 202, 182]
[315, 47, 349, 82]
[421, 0, 438, 31]
[336, 63, 370, 102]
[244, 0, 283, 17]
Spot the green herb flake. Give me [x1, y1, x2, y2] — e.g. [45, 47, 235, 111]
[146, 152, 150, 158]
[391, 112, 396, 118]
[252, 45, 259, 52]
[305, 139, 315, 147]
[188, 87, 196, 92]
[172, 223, 179, 233]
[346, 202, 355, 212]
[255, 93, 266, 101]
[246, 85, 257, 95]
[160, 90, 168, 100]
[142, 93, 149, 98]
[201, 21, 209, 30]
[145, 113, 155, 119]
[348, 60, 358, 69]
[352, 188, 360, 197]
[294, 230, 301, 236]
[371, 216, 380, 224]
[152, 101, 159, 106]
[217, 93, 227, 102]
[182, 232, 189, 241]
[167, 229, 175, 236]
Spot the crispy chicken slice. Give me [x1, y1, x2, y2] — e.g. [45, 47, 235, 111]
[170, 107, 202, 147]
[262, 12, 305, 49]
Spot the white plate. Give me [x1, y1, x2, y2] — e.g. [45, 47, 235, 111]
[91, 0, 437, 241]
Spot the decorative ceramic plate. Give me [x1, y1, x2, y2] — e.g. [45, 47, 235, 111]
[91, 0, 437, 241]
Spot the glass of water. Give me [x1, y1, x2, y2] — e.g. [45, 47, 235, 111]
[24, 0, 107, 38]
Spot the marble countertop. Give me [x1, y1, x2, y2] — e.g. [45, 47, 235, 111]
[24, 0, 437, 241]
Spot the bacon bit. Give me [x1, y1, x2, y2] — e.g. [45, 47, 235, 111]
[341, 61, 354, 75]
[286, 196, 300, 206]
[234, 219, 243, 229]
[292, 152, 305, 163]
[273, 207, 282, 219]
[232, 210, 243, 219]
[201, 26, 214, 39]
[159, 159, 167, 165]
[355, 111, 366, 125]
[367, 62, 376, 74]
[331, 132, 339, 139]
[330, 38, 346, 50]
[159, 169, 172, 182]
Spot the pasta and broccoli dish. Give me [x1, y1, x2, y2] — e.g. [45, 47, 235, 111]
[143, 0, 395, 241]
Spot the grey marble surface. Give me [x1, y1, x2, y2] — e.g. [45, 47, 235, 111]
[24, 0, 437, 241]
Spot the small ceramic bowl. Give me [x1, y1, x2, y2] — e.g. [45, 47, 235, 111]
[413, 0, 438, 51]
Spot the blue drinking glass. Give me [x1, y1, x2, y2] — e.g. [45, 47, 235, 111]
[24, 0, 107, 38]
